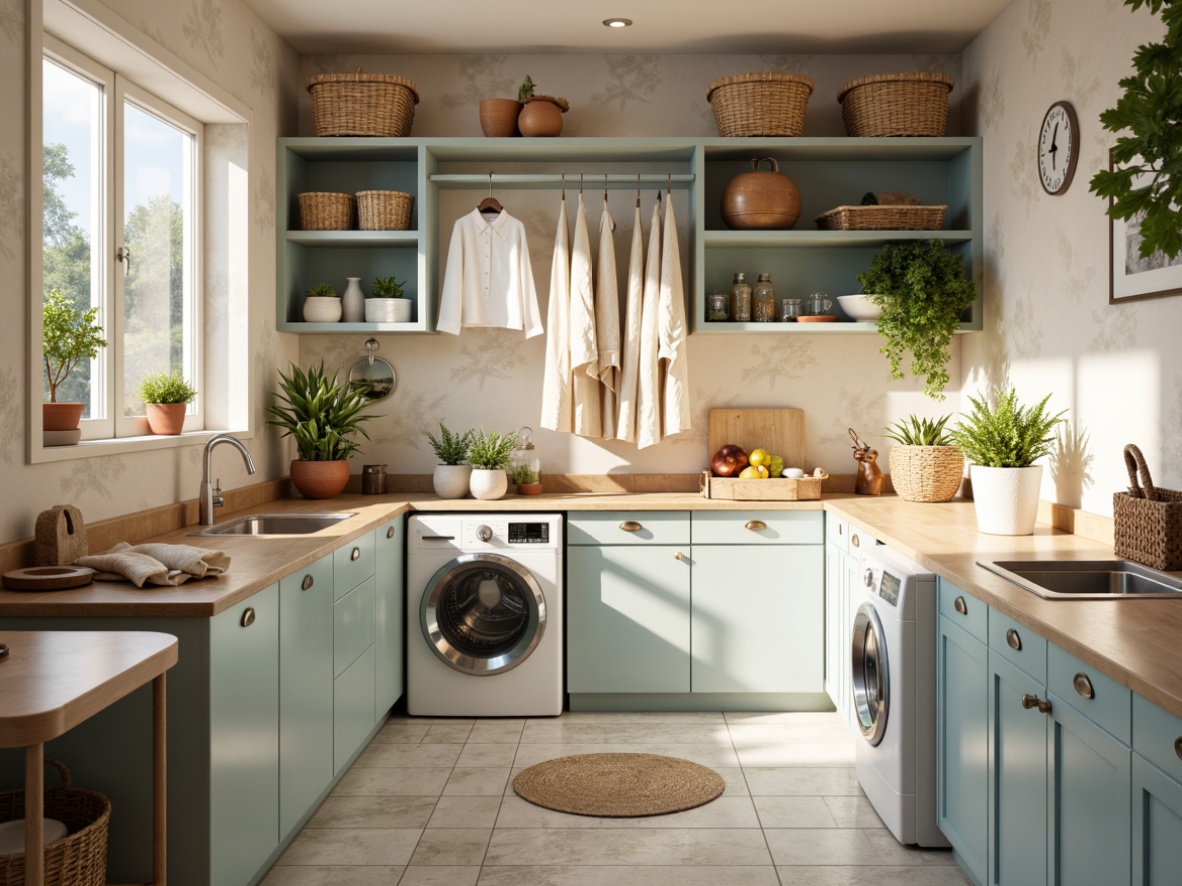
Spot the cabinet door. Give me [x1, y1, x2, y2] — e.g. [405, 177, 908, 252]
[278, 555, 334, 839]
[692, 544, 823, 693]
[936, 615, 989, 886]
[567, 544, 691, 693]
[1132, 754, 1182, 884]
[988, 651, 1049, 886]
[335, 646, 376, 773]
[1047, 695, 1131, 886]
[375, 518, 405, 717]
[824, 542, 845, 713]
[210, 584, 279, 886]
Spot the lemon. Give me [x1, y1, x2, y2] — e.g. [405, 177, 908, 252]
[738, 465, 761, 479]
[757, 465, 769, 478]
[749, 448, 769, 467]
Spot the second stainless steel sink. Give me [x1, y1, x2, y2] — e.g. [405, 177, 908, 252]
[190, 513, 355, 537]
[979, 559, 1182, 599]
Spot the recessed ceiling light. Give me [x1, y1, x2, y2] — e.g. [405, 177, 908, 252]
[603, 18, 633, 28]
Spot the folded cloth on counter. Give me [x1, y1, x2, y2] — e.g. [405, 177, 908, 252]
[75, 541, 231, 588]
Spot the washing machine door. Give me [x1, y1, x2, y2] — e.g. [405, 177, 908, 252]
[421, 553, 546, 675]
[851, 602, 890, 746]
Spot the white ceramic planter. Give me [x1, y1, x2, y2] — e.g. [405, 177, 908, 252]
[302, 296, 342, 322]
[970, 464, 1043, 535]
[365, 298, 413, 323]
[469, 468, 508, 501]
[433, 464, 472, 499]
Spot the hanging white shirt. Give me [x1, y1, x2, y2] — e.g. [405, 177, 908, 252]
[615, 203, 645, 444]
[539, 198, 573, 433]
[596, 197, 622, 441]
[659, 195, 691, 438]
[635, 197, 663, 450]
[437, 208, 543, 337]
[569, 193, 602, 438]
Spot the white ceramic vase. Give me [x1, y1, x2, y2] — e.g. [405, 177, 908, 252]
[469, 468, 508, 501]
[433, 464, 472, 499]
[302, 296, 342, 322]
[341, 277, 365, 322]
[365, 298, 413, 323]
[970, 464, 1043, 535]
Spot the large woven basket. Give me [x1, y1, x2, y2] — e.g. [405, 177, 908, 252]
[298, 192, 355, 230]
[0, 759, 110, 886]
[1114, 444, 1182, 570]
[837, 73, 954, 137]
[356, 190, 414, 231]
[816, 204, 947, 231]
[707, 73, 814, 137]
[306, 72, 419, 137]
[889, 445, 964, 503]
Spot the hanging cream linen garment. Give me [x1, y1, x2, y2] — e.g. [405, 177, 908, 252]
[595, 197, 621, 441]
[658, 194, 691, 438]
[615, 202, 645, 444]
[539, 197, 572, 433]
[569, 194, 602, 438]
[635, 197, 664, 450]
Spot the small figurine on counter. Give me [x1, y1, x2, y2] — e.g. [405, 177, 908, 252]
[849, 428, 884, 495]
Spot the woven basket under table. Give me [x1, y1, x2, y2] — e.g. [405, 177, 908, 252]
[815, 204, 947, 231]
[707, 72, 815, 137]
[889, 445, 964, 503]
[356, 190, 414, 231]
[837, 72, 954, 137]
[298, 192, 355, 231]
[306, 72, 419, 138]
[1113, 444, 1182, 571]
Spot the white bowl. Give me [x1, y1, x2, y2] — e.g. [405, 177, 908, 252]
[837, 294, 882, 322]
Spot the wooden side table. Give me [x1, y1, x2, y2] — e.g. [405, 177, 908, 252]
[0, 631, 178, 886]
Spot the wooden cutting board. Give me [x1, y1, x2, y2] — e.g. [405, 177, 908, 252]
[707, 408, 805, 470]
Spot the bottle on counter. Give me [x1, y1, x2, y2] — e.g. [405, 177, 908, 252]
[752, 273, 776, 322]
[729, 272, 752, 322]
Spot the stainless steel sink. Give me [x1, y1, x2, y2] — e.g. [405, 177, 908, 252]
[190, 513, 355, 537]
[979, 559, 1182, 599]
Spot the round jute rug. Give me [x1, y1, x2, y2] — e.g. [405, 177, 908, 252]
[512, 752, 726, 817]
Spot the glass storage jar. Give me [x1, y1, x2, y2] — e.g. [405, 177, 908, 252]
[752, 273, 776, 322]
[706, 293, 729, 322]
[510, 427, 542, 494]
[780, 298, 803, 321]
[729, 272, 752, 322]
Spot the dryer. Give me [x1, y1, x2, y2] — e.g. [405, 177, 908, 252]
[406, 513, 563, 717]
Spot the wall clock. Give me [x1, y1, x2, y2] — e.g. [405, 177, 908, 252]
[1038, 101, 1079, 195]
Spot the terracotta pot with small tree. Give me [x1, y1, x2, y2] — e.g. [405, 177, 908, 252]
[135, 370, 198, 435]
[43, 287, 107, 440]
[516, 74, 569, 137]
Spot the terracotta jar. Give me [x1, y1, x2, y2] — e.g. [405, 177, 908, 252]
[518, 96, 569, 137]
[720, 157, 801, 229]
[290, 459, 350, 499]
[479, 98, 522, 137]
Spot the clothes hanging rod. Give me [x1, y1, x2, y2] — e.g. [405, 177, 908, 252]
[429, 173, 695, 188]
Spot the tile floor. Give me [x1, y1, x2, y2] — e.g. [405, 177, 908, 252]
[261, 710, 971, 886]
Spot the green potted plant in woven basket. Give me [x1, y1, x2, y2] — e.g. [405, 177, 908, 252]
[366, 276, 411, 323]
[134, 370, 197, 435]
[466, 426, 517, 500]
[426, 421, 472, 499]
[883, 414, 964, 503]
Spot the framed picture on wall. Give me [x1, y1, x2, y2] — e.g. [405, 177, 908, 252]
[1109, 151, 1182, 303]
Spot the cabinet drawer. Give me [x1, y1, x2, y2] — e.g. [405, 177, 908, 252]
[826, 516, 848, 553]
[567, 511, 689, 545]
[988, 607, 1046, 682]
[334, 576, 376, 677]
[845, 524, 877, 555]
[1134, 694, 1182, 783]
[938, 578, 987, 643]
[692, 510, 822, 545]
[334, 531, 375, 599]
[1048, 644, 1131, 744]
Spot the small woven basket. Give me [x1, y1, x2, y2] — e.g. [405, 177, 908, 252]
[306, 71, 419, 137]
[889, 445, 964, 503]
[0, 758, 110, 886]
[707, 73, 814, 137]
[298, 192, 355, 230]
[815, 204, 947, 231]
[1113, 444, 1182, 570]
[356, 190, 414, 231]
[837, 72, 954, 137]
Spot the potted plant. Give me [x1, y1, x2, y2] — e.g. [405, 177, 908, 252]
[855, 240, 978, 400]
[135, 370, 197, 435]
[426, 421, 472, 499]
[366, 275, 412, 323]
[466, 425, 517, 500]
[266, 362, 374, 499]
[883, 413, 964, 503]
[479, 77, 526, 138]
[516, 74, 569, 138]
[43, 287, 107, 439]
[950, 389, 1066, 535]
[302, 282, 342, 323]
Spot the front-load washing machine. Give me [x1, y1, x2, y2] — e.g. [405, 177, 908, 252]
[406, 513, 563, 717]
[850, 544, 949, 847]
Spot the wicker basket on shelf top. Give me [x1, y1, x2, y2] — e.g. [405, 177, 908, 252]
[707, 72, 814, 137]
[837, 72, 954, 137]
[306, 71, 420, 137]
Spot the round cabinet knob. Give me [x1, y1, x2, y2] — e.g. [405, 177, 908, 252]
[744, 520, 767, 532]
[387, 525, 396, 539]
[1006, 628, 1023, 651]
[351, 547, 361, 561]
[954, 596, 968, 615]
[301, 574, 314, 591]
[1022, 693, 1040, 710]
[477, 525, 493, 542]
[619, 521, 642, 532]
[0, 643, 9, 662]
[241, 607, 256, 628]
[674, 551, 686, 561]
[1073, 673, 1096, 700]
[1174, 737, 1182, 762]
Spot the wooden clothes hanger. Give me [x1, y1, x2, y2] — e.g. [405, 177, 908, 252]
[477, 172, 503, 214]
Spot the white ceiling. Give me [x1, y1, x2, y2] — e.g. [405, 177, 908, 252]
[243, 0, 1015, 56]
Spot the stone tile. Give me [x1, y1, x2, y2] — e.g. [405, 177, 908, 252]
[275, 828, 422, 866]
[545, 712, 726, 724]
[742, 767, 861, 796]
[370, 722, 429, 744]
[399, 866, 481, 886]
[306, 795, 436, 828]
[409, 828, 492, 865]
[259, 866, 405, 885]
[443, 767, 511, 797]
[863, 829, 959, 865]
[727, 722, 854, 747]
[456, 743, 519, 767]
[483, 828, 773, 866]
[385, 716, 476, 726]
[520, 722, 731, 745]
[823, 794, 885, 828]
[734, 741, 855, 767]
[725, 712, 847, 728]
[495, 795, 760, 828]
[468, 719, 526, 743]
[511, 743, 740, 769]
[427, 795, 503, 828]
[772, 866, 973, 885]
[332, 767, 452, 797]
[354, 742, 463, 768]
[753, 796, 839, 828]
[763, 828, 924, 866]
[422, 724, 474, 744]
[475, 865, 781, 886]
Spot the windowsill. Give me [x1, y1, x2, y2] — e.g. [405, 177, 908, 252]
[30, 427, 254, 464]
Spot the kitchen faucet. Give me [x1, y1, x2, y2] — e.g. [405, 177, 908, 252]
[200, 434, 257, 525]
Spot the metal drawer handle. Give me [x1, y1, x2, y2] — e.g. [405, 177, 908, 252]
[838, 523, 844, 536]
[851, 533, 860, 547]
[744, 520, 767, 532]
[674, 551, 685, 561]
[619, 521, 642, 532]
[1175, 737, 1182, 762]
[1006, 628, 1023, 651]
[301, 574, 314, 591]
[1021, 693, 1052, 714]
[954, 596, 968, 615]
[351, 547, 361, 561]
[241, 607, 256, 628]
[1073, 673, 1095, 700]
[387, 526, 395, 539]
[0, 643, 8, 662]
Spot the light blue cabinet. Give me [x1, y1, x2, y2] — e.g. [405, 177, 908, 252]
[1132, 755, 1182, 884]
[374, 518, 405, 717]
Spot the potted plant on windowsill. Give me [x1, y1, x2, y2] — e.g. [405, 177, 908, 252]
[43, 288, 107, 443]
[135, 370, 197, 435]
[466, 426, 517, 500]
[883, 413, 964, 503]
[266, 362, 374, 499]
[950, 389, 1066, 535]
[426, 421, 472, 499]
[366, 275, 412, 323]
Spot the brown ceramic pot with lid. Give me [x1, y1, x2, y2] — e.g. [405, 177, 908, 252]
[720, 157, 801, 230]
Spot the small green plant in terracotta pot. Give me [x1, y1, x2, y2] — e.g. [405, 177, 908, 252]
[516, 75, 569, 137]
[466, 426, 517, 500]
[426, 421, 472, 499]
[366, 275, 411, 323]
[135, 370, 197, 435]
[43, 287, 107, 437]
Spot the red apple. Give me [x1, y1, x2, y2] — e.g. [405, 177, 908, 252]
[711, 444, 749, 477]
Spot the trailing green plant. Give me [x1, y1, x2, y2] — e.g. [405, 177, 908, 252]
[306, 282, 337, 298]
[134, 370, 197, 405]
[426, 421, 471, 465]
[371, 275, 406, 299]
[512, 463, 540, 485]
[466, 426, 517, 470]
[883, 414, 955, 447]
[266, 362, 374, 461]
[856, 240, 977, 400]
[950, 389, 1066, 468]
[518, 74, 536, 102]
[1089, 0, 1182, 259]
[43, 288, 107, 403]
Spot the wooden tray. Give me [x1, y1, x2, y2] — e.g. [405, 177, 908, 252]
[701, 469, 829, 501]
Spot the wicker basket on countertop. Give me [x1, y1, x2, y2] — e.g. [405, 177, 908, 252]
[306, 71, 419, 137]
[1113, 444, 1182, 570]
[707, 72, 814, 137]
[889, 445, 964, 503]
[837, 72, 954, 137]
[356, 190, 414, 231]
[298, 192, 355, 230]
[816, 204, 947, 231]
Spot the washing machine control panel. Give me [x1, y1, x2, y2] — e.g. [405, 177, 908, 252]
[461, 519, 557, 548]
